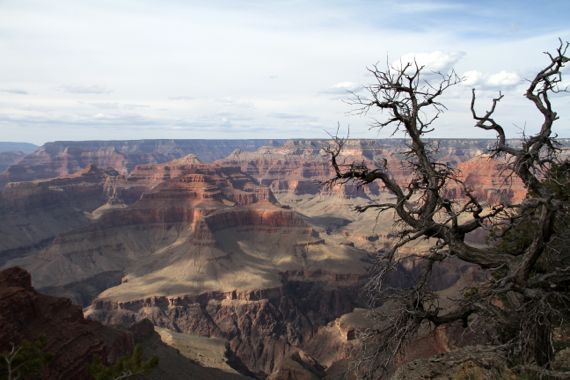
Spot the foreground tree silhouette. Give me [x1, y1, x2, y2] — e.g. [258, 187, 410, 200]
[325, 40, 569, 377]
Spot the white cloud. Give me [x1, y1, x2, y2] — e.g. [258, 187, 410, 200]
[320, 81, 361, 95]
[461, 70, 522, 88]
[332, 82, 356, 89]
[462, 70, 483, 86]
[1, 88, 29, 95]
[0, 0, 568, 143]
[486, 70, 521, 87]
[396, 51, 465, 72]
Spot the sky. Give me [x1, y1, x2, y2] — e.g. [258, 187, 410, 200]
[0, 0, 569, 144]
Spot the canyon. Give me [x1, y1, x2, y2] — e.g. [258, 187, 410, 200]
[1, 138, 564, 379]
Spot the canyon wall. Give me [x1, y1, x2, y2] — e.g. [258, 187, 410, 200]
[2, 138, 568, 378]
[0, 139, 284, 188]
[0, 266, 132, 379]
[0, 266, 250, 379]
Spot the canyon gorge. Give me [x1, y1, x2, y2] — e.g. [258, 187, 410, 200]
[0, 138, 565, 379]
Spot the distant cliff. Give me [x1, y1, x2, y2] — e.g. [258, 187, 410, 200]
[0, 139, 285, 187]
[0, 142, 37, 154]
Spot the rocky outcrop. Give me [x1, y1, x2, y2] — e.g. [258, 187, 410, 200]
[455, 154, 526, 204]
[221, 140, 383, 198]
[129, 319, 251, 380]
[87, 273, 365, 377]
[0, 166, 118, 264]
[0, 267, 133, 379]
[220, 139, 503, 200]
[268, 350, 326, 380]
[4, 138, 561, 378]
[0, 139, 284, 188]
[393, 345, 514, 380]
[4, 154, 369, 293]
[0, 267, 253, 379]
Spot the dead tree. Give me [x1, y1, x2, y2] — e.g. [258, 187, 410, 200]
[324, 41, 570, 377]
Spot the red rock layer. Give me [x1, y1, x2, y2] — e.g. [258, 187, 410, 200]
[0, 140, 283, 188]
[455, 155, 526, 204]
[220, 139, 501, 199]
[219, 139, 533, 206]
[1, 165, 114, 211]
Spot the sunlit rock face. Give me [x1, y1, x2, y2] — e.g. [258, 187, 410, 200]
[0, 139, 285, 188]
[455, 154, 526, 204]
[220, 139, 501, 199]
[2, 138, 567, 378]
[1, 156, 369, 377]
[86, 274, 364, 377]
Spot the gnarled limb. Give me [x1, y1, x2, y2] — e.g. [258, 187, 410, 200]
[327, 40, 570, 375]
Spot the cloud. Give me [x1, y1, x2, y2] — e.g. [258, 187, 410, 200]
[486, 70, 521, 87]
[462, 70, 483, 86]
[320, 81, 362, 95]
[59, 84, 112, 94]
[0, 110, 158, 128]
[395, 51, 465, 72]
[333, 82, 356, 90]
[1, 88, 29, 95]
[461, 70, 522, 88]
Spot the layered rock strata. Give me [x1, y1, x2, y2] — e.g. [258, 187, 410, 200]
[0, 267, 132, 379]
[0, 139, 284, 188]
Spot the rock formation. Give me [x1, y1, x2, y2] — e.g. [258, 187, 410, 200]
[219, 139, 506, 200]
[0, 139, 284, 188]
[0, 266, 252, 379]
[1, 156, 369, 376]
[2, 139, 568, 378]
[0, 165, 118, 265]
[0, 266, 132, 379]
[0, 151, 26, 173]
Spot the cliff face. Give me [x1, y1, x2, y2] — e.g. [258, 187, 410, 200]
[2, 155, 368, 302]
[0, 151, 26, 173]
[0, 140, 285, 188]
[0, 154, 369, 377]
[86, 273, 364, 377]
[2, 138, 562, 378]
[0, 166, 118, 264]
[0, 267, 133, 380]
[0, 267, 253, 380]
[454, 154, 526, 204]
[220, 139, 500, 199]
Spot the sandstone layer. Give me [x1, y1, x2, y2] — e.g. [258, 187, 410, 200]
[3, 138, 568, 378]
[0, 139, 284, 188]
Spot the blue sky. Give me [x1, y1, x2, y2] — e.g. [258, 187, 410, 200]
[0, 0, 569, 144]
